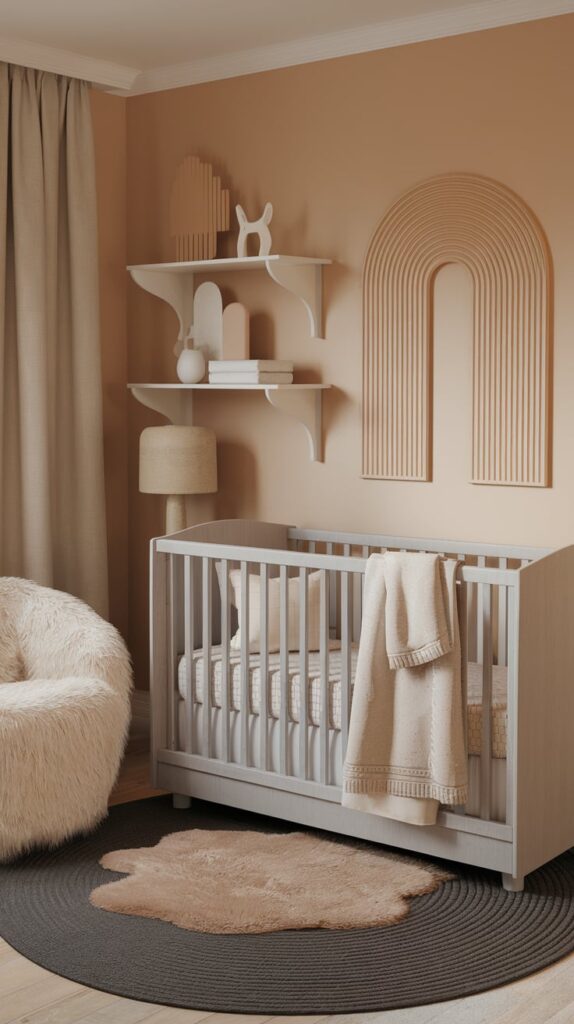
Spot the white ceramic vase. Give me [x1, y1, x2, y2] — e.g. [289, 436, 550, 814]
[176, 347, 205, 384]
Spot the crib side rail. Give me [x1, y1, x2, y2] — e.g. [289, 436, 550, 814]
[289, 527, 551, 564]
[156, 535, 519, 585]
[156, 536, 366, 573]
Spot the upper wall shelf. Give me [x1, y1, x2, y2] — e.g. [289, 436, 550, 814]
[128, 256, 330, 273]
[128, 255, 331, 341]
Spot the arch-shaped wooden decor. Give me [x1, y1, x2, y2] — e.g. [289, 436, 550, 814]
[363, 173, 552, 486]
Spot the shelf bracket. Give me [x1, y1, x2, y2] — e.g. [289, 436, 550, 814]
[264, 259, 324, 338]
[264, 387, 323, 462]
[129, 386, 193, 426]
[129, 268, 195, 354]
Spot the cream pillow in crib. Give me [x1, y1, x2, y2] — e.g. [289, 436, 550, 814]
[228, 569, 322, 653]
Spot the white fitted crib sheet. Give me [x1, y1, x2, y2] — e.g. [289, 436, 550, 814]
[177, 646, 508, 758]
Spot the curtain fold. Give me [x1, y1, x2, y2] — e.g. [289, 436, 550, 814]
[0, 63, 108, 616]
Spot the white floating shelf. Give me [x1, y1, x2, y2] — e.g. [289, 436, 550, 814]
[128, 383, 330, 462]
[128, 382, 330, 390]
[128, 255, 331, 339]
[128, 256, 330, 274]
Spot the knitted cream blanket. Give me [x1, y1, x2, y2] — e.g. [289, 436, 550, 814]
[342, 553, 468, 826]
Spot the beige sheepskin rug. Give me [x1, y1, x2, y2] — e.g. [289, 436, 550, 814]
[90, 829, 452, 933]
[0, 577, 132, 862]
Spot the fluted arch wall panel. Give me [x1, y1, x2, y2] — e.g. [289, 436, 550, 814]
[363, 174, 552, 485]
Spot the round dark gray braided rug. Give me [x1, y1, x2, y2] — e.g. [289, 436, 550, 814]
[1, 795, 573, 1015]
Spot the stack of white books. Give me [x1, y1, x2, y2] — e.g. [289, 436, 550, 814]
[208, 360, 294, 384]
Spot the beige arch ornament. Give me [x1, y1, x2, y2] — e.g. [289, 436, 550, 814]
[362, 173, 552, 486]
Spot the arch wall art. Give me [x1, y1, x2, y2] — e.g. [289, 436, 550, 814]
[362, 173, 552, 486]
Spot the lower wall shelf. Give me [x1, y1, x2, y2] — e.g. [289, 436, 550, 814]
[128, 383, 330, 462]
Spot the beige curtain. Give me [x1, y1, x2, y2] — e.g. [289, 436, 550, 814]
[0, 63, 108, 616]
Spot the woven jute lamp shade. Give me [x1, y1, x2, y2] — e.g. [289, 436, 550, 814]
[139, 426, 217, 534]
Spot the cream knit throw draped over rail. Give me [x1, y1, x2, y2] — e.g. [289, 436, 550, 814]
[343, 553, 467, 826]
[0, 63, 108, 616]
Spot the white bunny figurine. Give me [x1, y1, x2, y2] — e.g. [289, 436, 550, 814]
[236, 202, 273, 258]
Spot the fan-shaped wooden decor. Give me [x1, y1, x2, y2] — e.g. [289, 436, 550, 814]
[363, 173, 552, 486]
[169, 155, 230, 261]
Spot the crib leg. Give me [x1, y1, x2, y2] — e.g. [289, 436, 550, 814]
[172, 794, 192, 810]
[502, 873, 524, 892]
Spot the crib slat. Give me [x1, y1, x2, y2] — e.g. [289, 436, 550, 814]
[150, 549, 168, 786]
[454, 577, 469, 817]
[240, 561, 249, 767]
[343, 541, 352, 648]
[168, 556, 178, 751]
[480, 582, 493, 820]
[476, 556, 486, 662]
[259, 563, 269, 771]
[506, 585, 517, 828]
[279, 564, 289, 775]
[326, 542, 337, 638]
[319, 569, 330, 785]
[353, 546, 369, 642]
[452, 581, 470, 819]
[298, 568, 309, 780]
[459, 580, 469, 755]
[220, 559, 230, 763]
[466, 579, 475, 663]
[352, 574, 362, 642]
[183, 556, 194, 754]
[340, 571, 352, 757]
[497, 557, 508, 666]
[202, 557, 212, 759]
[362, 548, 369, 610]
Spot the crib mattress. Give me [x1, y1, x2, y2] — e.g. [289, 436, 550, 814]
[177, 646, 508, 758]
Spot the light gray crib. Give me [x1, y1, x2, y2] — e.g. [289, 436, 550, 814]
[149, 519, 574, 891]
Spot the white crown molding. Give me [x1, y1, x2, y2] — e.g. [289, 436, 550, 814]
[129, 0, 574, 96]
[0, 34, 139, 91]
[2, 0, 573, 96]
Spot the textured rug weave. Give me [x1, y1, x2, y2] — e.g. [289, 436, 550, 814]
[90, 828, 450, 933]
[1, 796, 574, 1015]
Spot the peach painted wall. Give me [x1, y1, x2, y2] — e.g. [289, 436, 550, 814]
[91, 90, 129, 639]
[125, 14, 574, 685]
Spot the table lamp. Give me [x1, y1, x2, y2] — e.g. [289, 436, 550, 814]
[139, 425, 217, 534]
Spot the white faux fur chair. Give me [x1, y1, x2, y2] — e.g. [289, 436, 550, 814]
[0, 578, 132, 861]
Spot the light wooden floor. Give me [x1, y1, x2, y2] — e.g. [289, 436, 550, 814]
[2, 754, 574, 1024]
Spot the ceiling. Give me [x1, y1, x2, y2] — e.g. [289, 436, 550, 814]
[0, 0, 486, 68]
[0, 0, 572, 93]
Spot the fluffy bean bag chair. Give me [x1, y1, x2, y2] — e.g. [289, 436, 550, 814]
[0, 578, 132, 861]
